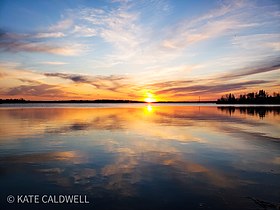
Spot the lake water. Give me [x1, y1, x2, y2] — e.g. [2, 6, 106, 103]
[0, 104, 279, 210]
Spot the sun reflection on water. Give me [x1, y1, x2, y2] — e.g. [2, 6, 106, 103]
[146, 104, 153, 112]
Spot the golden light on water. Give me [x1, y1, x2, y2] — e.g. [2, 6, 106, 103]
[146, 104, 153, 112]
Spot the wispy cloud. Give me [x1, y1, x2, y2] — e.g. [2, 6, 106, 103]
[44, 72, 90, 83]
[0, 32, 84, 56]
[137, 56, 280, 99]
[218, 61, 280, 80]
[6, 84, 66, 97]
[0, 72, 6, 78]
[49, 19, 73, 31]
[33, 32, 65, 39]
[0, 23, 87, 56]
[0, 62, 42, 81]
[17, 78, 41, 85]
[0, 41, 83, 56]
[72, 25, 97, 37]
[160, 1, 254, 50]
[43, 0, 171, 66]
[44, 72, 129, 92]
[40, 61, 68, 65]
[162, 19, 238, 50]
[0, 31, 66, 40]
[76, 6, 144, 61]
[232, 34, 280, 52]
[154, 80, 273, 98]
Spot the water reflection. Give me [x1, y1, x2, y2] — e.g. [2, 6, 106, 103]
[146, 104, 153, 112]
[0, 105, 279, 210]
[218, 106, 280, 118]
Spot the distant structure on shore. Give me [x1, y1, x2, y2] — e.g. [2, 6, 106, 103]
[217, 90, 280, 104]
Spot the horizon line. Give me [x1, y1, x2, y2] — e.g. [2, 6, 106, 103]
[0, 98, 216, 103]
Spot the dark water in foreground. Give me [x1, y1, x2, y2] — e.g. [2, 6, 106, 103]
[0, 104, 279, 210]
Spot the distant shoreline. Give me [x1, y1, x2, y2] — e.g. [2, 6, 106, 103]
[0, 99, 216, 104]
[1, 99, 279, 104]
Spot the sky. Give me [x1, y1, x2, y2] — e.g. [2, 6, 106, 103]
[0, 0, 279, 101]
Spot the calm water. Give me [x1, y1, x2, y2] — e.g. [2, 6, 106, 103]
[0, 104, 279, 210]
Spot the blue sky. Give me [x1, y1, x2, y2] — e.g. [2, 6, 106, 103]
[0, 0, 279, 100]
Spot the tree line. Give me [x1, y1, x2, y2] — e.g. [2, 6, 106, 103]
[217, 90, 280, 104]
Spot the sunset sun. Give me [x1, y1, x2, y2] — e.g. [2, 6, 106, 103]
[144, 92, 156, 103]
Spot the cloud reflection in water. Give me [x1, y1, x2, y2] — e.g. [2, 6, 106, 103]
[0, 105, 279, 210]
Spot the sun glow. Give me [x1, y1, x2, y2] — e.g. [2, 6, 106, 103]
[144, 92, 156, 103]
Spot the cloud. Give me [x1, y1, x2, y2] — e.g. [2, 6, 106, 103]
[265, 42, 280, 51]
[0, 72, 7, 78]
[78, 6, 142, 56]
[0, 61, 20, 68]
[218, 60, 280, 80]
[146, 80, 194, 89]
[0, 32, 84, 55]
[49, 1, 166, 64]
[44, 73, 90, 83]
[44, 72, 129, 92]
[1, 30, 65, 40]
[0, 30, 85, 56]
[232, 34, 280, 51]
[33, 32, 65, 39]
[154, 80, 272, 97]
[40, 61, 68, 65]
[0, 63, 44, 84]
[72, 25, 97, 37]
[49, 19, 73, 31]
[0, 41, 83, 56]
[1, 1, 146, 59]
[159, 1, 265, 51]
[6, 84, 66, 97]
[17, 78, 41, 85]
[147, 59, 280, 98]
[162, 19, 238, 50]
